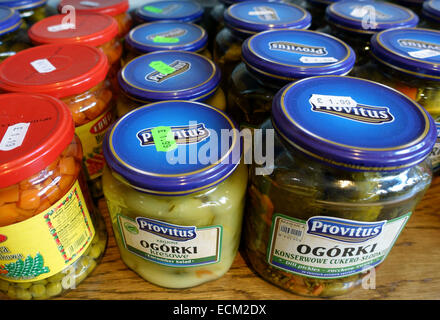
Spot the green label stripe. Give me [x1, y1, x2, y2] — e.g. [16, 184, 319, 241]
[143, 5, 163, 13]
[153, 36, 180, 43]
[149, 60, 176, 75]
[151, 126, 177, 152]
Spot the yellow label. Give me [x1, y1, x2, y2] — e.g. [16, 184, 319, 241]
[0, 181, 95, 283]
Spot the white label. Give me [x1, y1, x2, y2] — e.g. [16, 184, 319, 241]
[79, 1, 99, 7]
[267, 214, 410, 278]
[0, 122, 30, 151]
[350, 6, 370, 18]
[299, 56, 338, 64]
[408, 49, 440, 59]
[309, 94, 358, 109]
[47, 23, 75, 32]
[248, 10, 276, 16]
[30, 59, 56, 74]
[118, 215, 222, 267]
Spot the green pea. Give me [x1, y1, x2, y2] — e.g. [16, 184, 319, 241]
[16, 282, 32, 289]
[89, 244, 102, 260]
[91, 232, 100, 245]
[30, 284, 46, 298]
[7, 286, 17, 299]
[16, 287, 32, 300]
[47, 272, 65, 283]
[75, 256, 92, 274]
[74, 270, 88, 286]
[46, 282, 63, 297]
[86, 260, 97, 275]
[32, 279, 48, 286]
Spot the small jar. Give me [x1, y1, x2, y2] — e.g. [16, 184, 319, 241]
[0, 44, 116, 200]
[0, 0, 50, 27]
[420, 0, 440, 29]
[57, 0, 133, 38]
[123, 21, 211, 66]
[117, 50, 226, 118]
[0, 93, 107, 300]
[102, 100, 247, 289]
[214, 1, 311, 88]
[243, 75, 436, 298]
[0, 6, 30, 62]
[228, 29, 355, 128]
[353, 28, 440, 173]
[324, 0, 419, 67]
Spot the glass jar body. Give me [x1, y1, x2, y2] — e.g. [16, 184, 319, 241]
[18, 3, 50, 27]
[113, 11, 133, 38]
[0, 24, 31, 62]
[97, 37, 123, 91]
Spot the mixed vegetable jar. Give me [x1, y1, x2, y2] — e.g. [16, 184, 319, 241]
[323, 0, 419, 67]
[213, 0, 312, 88]
[0, 6, 30, 62]
[243, 75, 436, 297]
[354, 28, 440, 172]
[0, 44, 116, 199]
[134, 0, 204, 25]
[421, 0, 440, 29]
[123, 21, 211, 66]
[102, 100, 247, 288]
[0, 93, 107, 300]
[117, 50, 226, 117]
[228, 28, 356, 128]
[0, 0, 50, 27]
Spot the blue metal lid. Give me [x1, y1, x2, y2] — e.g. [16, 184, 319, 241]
[371, 28, 440, 81]
[103, 100, 242, 195]
[307, 0, 341, 6]
[242, 29, 356, 82]
[118, 50, 221, 102]
[0, 6, 21, 35]
[422, 0, 440, 23]
[326, 0, 419, 34]
[223, 1, 311, 37]
[272, 76, 436, 171]
[0, 0, 46, 10]
[135, 1, 204, 24]
[125, 21, 207, 54]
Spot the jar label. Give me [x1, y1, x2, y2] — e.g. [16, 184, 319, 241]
[0, 181, 95, 282]
[248, 6, 280, 21]
[117, 215, 222, 267]
[146, 60, 191, 83]
[30, 59, 56, 74]
[299, 57, 338, 64]
[429, 122, 440, 172]
[147, 28, 187, 41]
[0, 122, 30, 151]
[267, 213, 410, 279]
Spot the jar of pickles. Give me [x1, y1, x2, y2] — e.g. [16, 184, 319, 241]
[323, 0, 419, 67]
[117, 50, 226, 118]
[243, 75, 436, 297]
[0, 92, 107, 300]
[420, 0, 440, 29]
[0, 43, 116, 200]
[214, 1, 311, 88]
[0, 6, 30, 62]
[0, 0, 51, 27]
[102, 100, 247, 288]
[228, 29, 356, 128]
[123, 21, 211, 66]
[57, 0, 133, 38]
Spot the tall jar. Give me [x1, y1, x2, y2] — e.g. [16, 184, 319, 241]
[228, 28, 355, 128]
[123, 21, 211, 66]
[102, 100, 248, 288]
[0, 44, 116, 200]
[0, 93, 107, 300]
[0, 6, 30, 62]
[117, 50, 226, 118]
[420, 0, 440, 29]
[214, 1, 311, 88]
[243, 75, 436, 298]
[0, 0, 51, 27]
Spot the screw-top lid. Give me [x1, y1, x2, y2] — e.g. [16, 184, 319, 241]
[0, 0, 46, 10]
[0, 43, 109, 98]
[125, 21, 207, 54]
[371, 28, 440, 81]
[0, 93, 75, 188]
[28, 12, 119, 46]
[135, 1, 204, 24]
[118, 50, 221, 102]
[242, 29, 355, 83]
[0, 6, 21, 35]
[422, 0, 440, 23]
[326, 0, 419, 35]
[224, 1, 311, 37]
[272, 76, 436, 171]
[103, 100, 242, 195]
[58, 0, 129, 16]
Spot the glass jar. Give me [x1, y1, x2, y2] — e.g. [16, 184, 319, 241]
[0, 6, 30, 62]
[420, 0, 440, 29]
[123, 21, 211, 66]
[0, 44, 116, 200]
[0, 92, 107, 300]
[303, 0, 339, 30]
[228, 29, 355, 128]
[214, 1, 311, 89]
[353, 28, 440, 173]
[243, 75, 436, 298]
[102, 100, 247, 288]
[117, 50, 226, 118]
[390, 0, 424, 16]
[323, 0, 419, 68]
[57, 0, 133, 38]
[0, 0, 50, 27]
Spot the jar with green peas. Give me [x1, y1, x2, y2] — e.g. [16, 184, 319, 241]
[0, 6, 30, 62]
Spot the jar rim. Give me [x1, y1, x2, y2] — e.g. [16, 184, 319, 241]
[58, 0, 129, 17]
[0, 6, 21, 35]
[135, 0, 204, 24]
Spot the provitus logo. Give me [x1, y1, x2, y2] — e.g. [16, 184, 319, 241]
[136, 217, 196, 241]
[147, 28, 187, 40]
[398, 39, 440, 52]
[269, 41, 328, 56]
[137, 123, 210, 146]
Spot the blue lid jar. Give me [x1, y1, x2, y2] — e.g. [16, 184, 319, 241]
[272, 76, 436, 171]
[241, 29, 356, 82]
[224, 1, 312, 37]
[370, 28, 440, 81]
[125, 21, 207, 54]
[118, 50, 221, 102]
[0, 6, 21, 35]
[103, 100, 242, 195]
[0, 0, 46, 10]
[326, 0, 419, 34]
[422, 0, 440, 23]
[135, 0, 204, 24]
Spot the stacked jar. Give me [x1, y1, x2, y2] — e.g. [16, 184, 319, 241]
[0, 93, 107, 300]
[420, 0, 440, 29]
[0, 0, 52, 27]
[0, 6, 30, 62]
[0, 43, 116, 200]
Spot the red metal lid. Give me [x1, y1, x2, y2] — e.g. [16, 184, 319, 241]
[0, 93, 75, 188]
[58, 0, 129, 16]
[28, 12, 118, 47]
[0, 43, 109, 98]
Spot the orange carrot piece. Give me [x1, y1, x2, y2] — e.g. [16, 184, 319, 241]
[42, 178, 62, 205]
[0, 184, 19, 204]
[58, 174, 75, 193]
[37, 198, 52, 212]
[59, 157, 76, 175]
[18, 189, 41, 210]
[394, 84, 418, 100]
[0, 203, 20, 227]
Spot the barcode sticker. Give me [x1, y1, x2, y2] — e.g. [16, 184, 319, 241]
[300, 56, 338, 64]
[0, 122, 30, 151]
[67, 230, 89, 257]
[30, 59, 56, 74]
